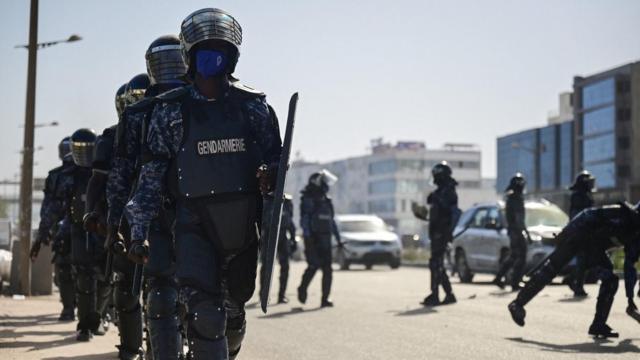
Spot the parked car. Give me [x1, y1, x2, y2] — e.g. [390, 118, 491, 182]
[334, 214, 402, 270]
[452, 199, 570, 283]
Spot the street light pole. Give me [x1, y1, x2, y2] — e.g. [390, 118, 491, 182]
[18, 0, 39, 296]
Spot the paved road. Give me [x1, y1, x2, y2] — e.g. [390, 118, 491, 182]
[2, 262, 639, 359]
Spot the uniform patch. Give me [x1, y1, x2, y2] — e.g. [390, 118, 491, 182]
[196, 138, 247, 155]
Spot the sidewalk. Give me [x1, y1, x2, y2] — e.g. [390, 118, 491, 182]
[0, 292, 119, 360]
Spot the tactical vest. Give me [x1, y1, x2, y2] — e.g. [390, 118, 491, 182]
[163, 84, 265, 254]
[310, 197, 334, 234]
[175, 95, 261, 199]
[70, 167, 91, 224]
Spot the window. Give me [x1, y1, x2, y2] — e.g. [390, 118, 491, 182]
[618, 165, 630, 178]
[368, 179, 396, 194]
[585, 162, 615, 189]
[397, 179, 429, 193]
[559, 121, 574, 187]
[583, 133, 615, 164]
[618, 136, 630, 150]
[539, 125, 557, 190]
[469, 208, 489, 228]
[368, 199, 396, 213]
[583, 106, 615, 135]
[368, 159, 396, 175]
[582, 78, 615, 109]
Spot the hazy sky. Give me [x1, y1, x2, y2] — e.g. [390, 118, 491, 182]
[1, 0, 639, 181]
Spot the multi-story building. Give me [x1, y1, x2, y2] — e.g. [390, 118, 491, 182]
[573, 61, 640, 203]
[496, 60, 640, 210]
[286, 140, 497, 238]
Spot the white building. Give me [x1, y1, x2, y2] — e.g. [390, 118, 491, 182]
[285, 140, 498, 239]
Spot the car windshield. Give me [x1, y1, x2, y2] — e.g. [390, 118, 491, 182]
[525, 206, 568, 228]
[339, 219, 387, 232]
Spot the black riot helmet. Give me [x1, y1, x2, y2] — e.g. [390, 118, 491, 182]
[179, 8, 243, 75]
[146, 35, 188, 86]
[70, 128, 97, 167]
[507, 172, 526, 193]
[570, 170, 596, 192]
[58, 136, 71, 161]
[124, 74, 150, 106]
[432, 161, 453, 186]
[307, 169, 338, 194]
[115, 83, 127, 117]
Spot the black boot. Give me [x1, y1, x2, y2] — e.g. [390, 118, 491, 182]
[441, 292, 457, 305]
[297, 286, 307, 304]
[278, 295, 289, 304]
[588, 323, 619, 338]
[508, 301, 526, 327]
[76, 329, 93, 342]
[421, 293, 439, 307]
[491, 277, 506, 290]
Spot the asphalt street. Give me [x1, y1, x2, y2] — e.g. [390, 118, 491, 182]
[1, 261, 639, 359]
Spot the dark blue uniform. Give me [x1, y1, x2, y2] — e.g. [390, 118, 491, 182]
[108, 87, 182, 360]
[510, 204, 640, 336]
[298, 189, 339, 305]
[35, 159, 76, 320]
[426, 180, 458, 301]
[495, 189, 528, 289]
[567, 189, 594, 296]
[125, 82, 281, 358]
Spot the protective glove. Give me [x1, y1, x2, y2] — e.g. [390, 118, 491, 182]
[105, 225, 127, 255]
[83, 212, 100, 233]
[256, 164, 277, 195]
[128, 240, 149, 265]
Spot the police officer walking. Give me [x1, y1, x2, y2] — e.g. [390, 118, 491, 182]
[508, 202, 640, 338]
[125, 8, 282, 359]
[68, 128, 111, 341]
[492, 173, 529, 291]
[261, 194, 296, 304]
[30, 137, 76, 321]
[566, 171, 596, 297]
[422, 161, 458, 306]
[107, 36, 189, 360]
[297, 170, 342, 307]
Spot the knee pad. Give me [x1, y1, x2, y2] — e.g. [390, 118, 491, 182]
[147, 286, 178, 320]
[76, 273, 96, 294]
[189, 300, 226, 341]
[114, 286, 140, 313]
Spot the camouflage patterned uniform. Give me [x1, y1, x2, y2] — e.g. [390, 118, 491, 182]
[125, 82, 281, 359]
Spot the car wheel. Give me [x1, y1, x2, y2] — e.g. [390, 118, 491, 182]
[389, 258, 401, 269]
[455, 249, 474, 283]
[365, 263, 373, 270]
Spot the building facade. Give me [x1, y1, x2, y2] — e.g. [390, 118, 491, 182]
[286, 141, 497, 238]
[496, 60, 640, 211]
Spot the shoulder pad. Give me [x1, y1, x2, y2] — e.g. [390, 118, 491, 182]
[100, 125, 117, 138]
[230, 81, 265, 98]
[48, 164, 65, 175]
[126, 96, 157, 113]
[156, 86, 190, 102]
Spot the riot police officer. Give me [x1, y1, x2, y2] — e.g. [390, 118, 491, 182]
[566, 171, 596, 297]
[125, 8, 282, 359]
[297, 170, 342, 308]
[422, 161, 458, 306]
[85, 98, 143, 359]
[260, 194, 296, 304]
[107, 36, 188, 360]
[492, 173, 529, 291]
[508, 202, 640, 338]
[30, 137, 76, 321]
[68, 128, 111, 341]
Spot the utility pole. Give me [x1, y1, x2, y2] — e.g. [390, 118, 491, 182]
[18, 0, 39, 296]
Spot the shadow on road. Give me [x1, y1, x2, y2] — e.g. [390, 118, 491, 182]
[558, 296, 589, 303]
[391, 307, 438, 316]
[41, 352, 118, 360]
[0, 313, 60, 327]
[258, 306, 324, 319]
[507, 337, 640, 354]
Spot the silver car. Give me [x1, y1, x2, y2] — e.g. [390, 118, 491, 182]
[334, 215, 402, 270]
[451, 199, 569, 283]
